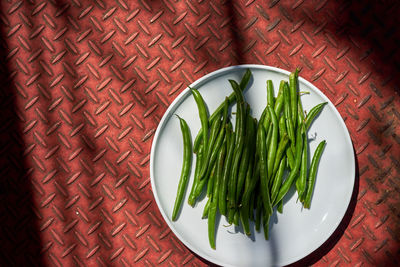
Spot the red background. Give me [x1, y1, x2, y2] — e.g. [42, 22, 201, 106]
[0, 0, 399, 266]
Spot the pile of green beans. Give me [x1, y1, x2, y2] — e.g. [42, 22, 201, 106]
[172, 69, 327, 249]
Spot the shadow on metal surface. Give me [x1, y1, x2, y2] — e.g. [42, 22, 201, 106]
[191, 0, 400, 265]
[0, 9, 44, 267]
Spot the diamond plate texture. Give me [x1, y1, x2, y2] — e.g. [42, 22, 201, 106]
[0, 0, 399, 266]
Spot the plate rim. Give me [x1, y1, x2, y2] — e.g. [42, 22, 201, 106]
[150, 64, 355, 267]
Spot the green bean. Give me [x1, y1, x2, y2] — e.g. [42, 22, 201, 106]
[296, 131, 308, 202]
[228, 149, 241, 207]
[283, 82, 295, 147]
[207, 162, 217, 197]
[255, 193, 262, 232]
[232, 86, 245, 145]
[208, 135, 226, 249]
[249, 191, 256, 222]
[190, 87, 208, 159]
[272, 134, 289, 177]
[221, 97, 229, 127]
[193, 130, 202, 154]
[239, 174, 253, 228]
[193, 70, 251, 152]
[239, 68, 252, 90]
[267, 80, 275, 107]
[274, 81, 285, 116]
[240, 164, 255, 235]
[193, 172, 207, 199]
[273, 125, 304, 206]
[254, 115, 265, 233]
[236, 111, 254, 203]
[305, 102, 328, 130]
[227, 80, 245, 209]
[213, 70, 251, 123]
[278, 91, 294, 170]
[202, 197, 211, 219]
[267, 106, 278, 180]
[188, 144, 204, 206]
[278, 114, 287, 139]
[256, 109, 266, 165]
[199, 117, 221, 179]
[262, 109, 271, 135]
[227, 207, 235, 224]
[172, 116, 192, 221]
[193, 145, 218, 198]
[209, 69, 251, 122]
[252, 114, 262, 211]
[298, 95, 305, 126]
[259, 125, 273, 217]
[183, 70, 330, 249]
[233, 210, 240, 226]
[286, 148, 295, 170]
[239, 119, 257, 235]
[219, 123, 234, 216]
[271, 156, 286, 204]
[304, 140, 326, 209]
[257, 107, 268, 152]
[265, 123, 273, 150]
[289, 69, 299, 130]
[255, 107, 272, 220]
[252, 160, 260, 197]
[244, 118, 258, 194]
[263, 205, 271, 240]
[203, 118, 226, 184]
[201, 101, 227, 180]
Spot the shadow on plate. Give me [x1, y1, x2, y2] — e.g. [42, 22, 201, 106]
[287, 149, 360, 267]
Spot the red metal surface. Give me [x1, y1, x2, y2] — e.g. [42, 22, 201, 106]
[0, 0, 399, 266]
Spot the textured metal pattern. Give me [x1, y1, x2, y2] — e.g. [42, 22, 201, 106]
[0, 0, 399, 266]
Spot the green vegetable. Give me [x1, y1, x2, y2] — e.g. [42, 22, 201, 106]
[296, 130, 308, 202]
[172, 116, 192, 221]
[208, 135, 226, 249]
[227, 80, 245, 210]
[191, 87, 209, 164]
[305, 102, 328, 130]
[176, 69, 328, 249]
[304, 140, 326, 208]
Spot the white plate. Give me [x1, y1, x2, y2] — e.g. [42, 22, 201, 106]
[150, 65, 355, 267]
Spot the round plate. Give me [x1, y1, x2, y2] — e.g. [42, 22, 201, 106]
[150, 65, 355, 267]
